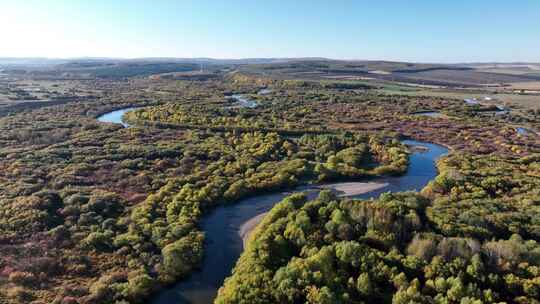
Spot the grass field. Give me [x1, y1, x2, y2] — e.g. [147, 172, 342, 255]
[506, 81, 540, 91]
[376, 86, 540, 110]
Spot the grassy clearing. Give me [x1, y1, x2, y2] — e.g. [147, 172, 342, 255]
[375, 87, 540, 110]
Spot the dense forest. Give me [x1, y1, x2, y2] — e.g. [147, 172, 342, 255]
[0, 83, 409, 303]
[0, 72, 539, 304]
[217, 154, 540, 303]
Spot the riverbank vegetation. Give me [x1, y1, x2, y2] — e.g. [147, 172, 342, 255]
[0, 71, 539, 303]
[217, 155, 540, 303]
[127, 75, 539, 156]
[0, 93, 408, 303]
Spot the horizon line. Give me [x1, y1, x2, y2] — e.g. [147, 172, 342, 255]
[0, 56, 539, 65]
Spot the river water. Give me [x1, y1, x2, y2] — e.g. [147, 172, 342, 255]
[96, 94, 257, 127]
[412, 111, 443, 118]
[96, 107, 139, 127]
[228, 95, 258, 108]
[96, 107, 448, 304]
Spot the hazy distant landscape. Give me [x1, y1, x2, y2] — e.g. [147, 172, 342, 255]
[2, 58, 540, 118]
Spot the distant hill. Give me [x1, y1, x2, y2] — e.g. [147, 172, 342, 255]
[2, 57, 540, 84]
[0, 57, 329, 67]
[0, 57, 69, 66]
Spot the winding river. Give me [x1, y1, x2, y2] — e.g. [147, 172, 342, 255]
[96, 107, 139, 127]
[96, 94, 257, 127]
[411, 111, 444, 118]
[97, 106, 449, 304]
[227, 95, 258, 109]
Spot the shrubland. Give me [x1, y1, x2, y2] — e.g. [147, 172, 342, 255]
[0, 73, 538, 303]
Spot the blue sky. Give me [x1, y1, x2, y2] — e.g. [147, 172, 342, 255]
[1, 0, 539, 62]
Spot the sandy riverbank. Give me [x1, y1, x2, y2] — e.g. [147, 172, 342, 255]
[318, 181, 389, 197]
[239, 181, 388, 246]
[407, 145, 429, 153]
[239, 212, 268, 247]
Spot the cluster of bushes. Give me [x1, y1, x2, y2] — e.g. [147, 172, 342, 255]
[424, 153, 540, 241]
